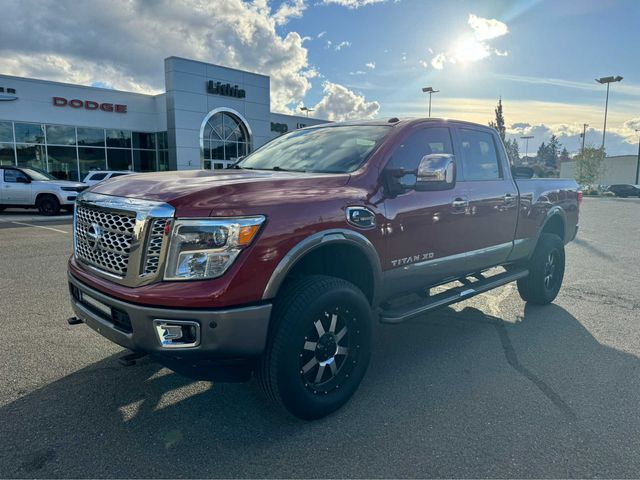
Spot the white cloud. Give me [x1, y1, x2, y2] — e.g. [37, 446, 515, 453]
[467, 13, 509, 41]
[334, 41, 352, 51]
[322, 0, 386, 8]
[349, 70, 367, 75]
[429, 14, 509, 70]
[273, 0, 306, 25]
[431, 53, 447, 70]
[0, 0, 315, 113]
[365, 61, 376, 69]
[401, 52, 408, 62]
[419, 59, 429, 69]
[312, 81, 380, 121]
[317, 31, 327, 38]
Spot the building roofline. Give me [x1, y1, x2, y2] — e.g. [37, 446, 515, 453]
[165, 56, 270, 79]
[0, 73, 164, 98]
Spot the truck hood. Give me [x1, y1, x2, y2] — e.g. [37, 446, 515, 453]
[35, 180, 87, 189]
[89, 169, 353, 216]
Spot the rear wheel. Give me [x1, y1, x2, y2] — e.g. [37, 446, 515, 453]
[258, 275, 372, 420]
[37, 195, 60, 216]
[517, 233, 565, 305]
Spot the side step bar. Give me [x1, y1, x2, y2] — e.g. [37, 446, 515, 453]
[379, 267, 529, 324]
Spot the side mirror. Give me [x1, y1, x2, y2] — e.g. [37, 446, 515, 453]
[16, 176, 31, 184]
[511, 166, 534, 179]
[415, 154, 455, 191]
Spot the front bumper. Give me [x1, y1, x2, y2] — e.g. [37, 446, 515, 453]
[68, 273, 272, 359]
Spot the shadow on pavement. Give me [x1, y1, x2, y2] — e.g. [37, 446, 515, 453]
[2, 303, 640, 478]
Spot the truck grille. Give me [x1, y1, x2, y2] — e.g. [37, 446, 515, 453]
[143, 218, 169, 274]
[75, 206, 137, 276]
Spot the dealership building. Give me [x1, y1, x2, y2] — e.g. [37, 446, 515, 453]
[0, 57, 326, 181]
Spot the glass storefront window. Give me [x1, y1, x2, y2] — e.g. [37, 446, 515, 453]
[0, 122, 14, 142]
[106, 129, 131, 148]
[47, 146, 79, 180]
[16, 144, 46, 170]
[14, 123, 45, 144]
[46, 125, 76, 146]
[133, 150, 156, 172]
[157, 132, 168, 150]
[133, 132, 155, 150]
[78, 147, 106, 180]
[158, 150, 169, 171]
[77, 127, 105, 147]
[0, 143, 15, 165]
[107, 148, 131, 171]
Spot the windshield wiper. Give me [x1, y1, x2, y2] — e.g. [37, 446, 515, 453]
[271, 166, 307, 172]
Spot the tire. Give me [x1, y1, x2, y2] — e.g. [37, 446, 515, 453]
[258, 275, 372, 420]
[36, 195, 60, 216]
[517, 233, 565, 305]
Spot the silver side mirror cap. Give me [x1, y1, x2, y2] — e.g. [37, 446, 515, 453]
[415, 154, 456, 190]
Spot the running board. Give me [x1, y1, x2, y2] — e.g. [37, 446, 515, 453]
[379, 267, 529, 324]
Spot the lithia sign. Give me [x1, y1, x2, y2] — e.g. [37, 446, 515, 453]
[206, 81, 246, 99]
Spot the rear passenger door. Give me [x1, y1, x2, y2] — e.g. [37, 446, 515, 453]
[454, 126, 518, 267]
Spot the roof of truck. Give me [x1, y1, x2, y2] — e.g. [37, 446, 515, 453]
[306, 117, 491, 129]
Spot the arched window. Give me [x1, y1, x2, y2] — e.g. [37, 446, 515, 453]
[201, 109, 251, 169]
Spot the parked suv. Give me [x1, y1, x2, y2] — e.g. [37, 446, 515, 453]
[67, 118, 579, 419]
[607, 184, 640, 198]
[0, 167, 88, 215]
[82, 170, 134, 186]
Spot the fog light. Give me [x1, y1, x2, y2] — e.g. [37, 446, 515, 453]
[153, 320, 200, 348]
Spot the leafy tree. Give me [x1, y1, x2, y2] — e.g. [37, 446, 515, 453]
[488, 97, 506, 142]
[574, 145, 605, 186]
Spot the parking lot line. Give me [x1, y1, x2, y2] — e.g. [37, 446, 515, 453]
[7, 221, 70, 234]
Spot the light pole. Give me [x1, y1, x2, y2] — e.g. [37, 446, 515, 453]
[421, 86, 439, 117]
[300, 106, 314, 118]
[595, 75, 623, 153]
[520, 135, 533, 163]
[580, 123, 588, 155]
[635, 129, 640, 184]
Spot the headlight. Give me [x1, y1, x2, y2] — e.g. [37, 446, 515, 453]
[164, 216, 265, 280]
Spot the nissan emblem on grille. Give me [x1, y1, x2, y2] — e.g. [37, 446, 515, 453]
[86, 223, 103, 251]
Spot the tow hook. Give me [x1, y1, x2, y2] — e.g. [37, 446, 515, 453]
[118, 351, 147, 367]
[67, 316, 83, 325]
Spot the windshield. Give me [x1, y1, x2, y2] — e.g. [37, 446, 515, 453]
[237, 125, 391, 173]
[22, 168, 56, 181]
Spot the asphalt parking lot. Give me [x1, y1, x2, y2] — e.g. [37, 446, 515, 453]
[1, 197, 639, 478]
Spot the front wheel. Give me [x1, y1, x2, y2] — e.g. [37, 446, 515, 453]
[258, 275, 372, 420]
[37, 195, 60, 216]
[517, 233, 565, 305]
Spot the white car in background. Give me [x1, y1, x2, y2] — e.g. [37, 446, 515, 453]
[0, 167, 88, 215]
[82, 170, 134, 186]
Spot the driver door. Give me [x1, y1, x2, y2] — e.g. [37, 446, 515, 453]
[3, 168, 32, 204]
[381, 125, 468, 296]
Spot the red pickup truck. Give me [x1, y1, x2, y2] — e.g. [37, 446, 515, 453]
[67, 118, 579, 419]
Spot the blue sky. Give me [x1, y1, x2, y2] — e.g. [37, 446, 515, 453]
[1, 0, 638, 156]
[278, 0, 640, 155]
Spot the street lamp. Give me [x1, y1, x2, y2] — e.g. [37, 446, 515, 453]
[520, 135, 533, 162]
[580, 123, 588, 155]
[421, 86, 439, 117]
[595, 75, 623, 153]
[300, 106, 314, 118]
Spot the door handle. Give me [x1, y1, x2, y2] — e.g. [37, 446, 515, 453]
[452, 198, 469, 209]
[503, 193, 516, 203]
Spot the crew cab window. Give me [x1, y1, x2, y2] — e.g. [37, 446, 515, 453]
[459, 129, 501, 180]
[89, 172, 108, 181]
[387, 127, 453, 188]
[4, 169, 28, 183]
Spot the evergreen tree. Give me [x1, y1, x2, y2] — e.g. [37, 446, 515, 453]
[559, 147, 570, 164]
[536, 142, 548, 164]
[547, 135, 561, 168]
[488, 97, 506, 142]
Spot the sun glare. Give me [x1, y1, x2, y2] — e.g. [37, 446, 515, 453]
[451, 36, 491, 64]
